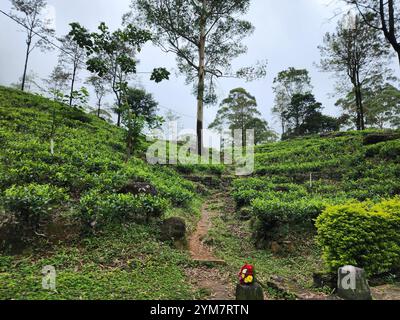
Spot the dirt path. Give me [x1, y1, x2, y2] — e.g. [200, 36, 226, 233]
[187, 193, 234, 300]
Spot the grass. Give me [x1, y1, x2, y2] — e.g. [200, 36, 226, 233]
[1, 85, 399, 300]
[0, 223, 198, 300]
[0, 86, 202, 300]
[205, 195, 325, 297]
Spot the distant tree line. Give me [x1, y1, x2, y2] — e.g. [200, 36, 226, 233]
[9, 0, 400, 149]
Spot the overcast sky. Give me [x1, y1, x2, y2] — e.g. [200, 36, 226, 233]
[0, 0, 388, 134]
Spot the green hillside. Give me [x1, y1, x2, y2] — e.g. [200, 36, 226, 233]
[1, 86, 399, 299]
[0, 86, 201, 299]
[205, 130, 400, 294]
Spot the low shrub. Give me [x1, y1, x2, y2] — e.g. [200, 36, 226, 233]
[176, 163, 225, 176]
[365, 141, 400, 160]
[232, 178, 308, 207]
[79, 191, 169, 229]
[316, 198, 400, 275]
[176, 164, 196, 175]
[157, 183, 194, 207]
[252, 197, 327, 233]
[2, 183, 69, 229]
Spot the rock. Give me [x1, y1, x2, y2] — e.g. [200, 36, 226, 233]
[274, 186, 290, 193]
[195, 183, 209, 196]
[160, 217, 186, 241]
[337, 266, 372, 300]
[236, 283, 264, 301]
[120, 181, 158, 196]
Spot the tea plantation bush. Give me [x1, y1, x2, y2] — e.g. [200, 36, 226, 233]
[251, 196, 328, 237]
[316, 198, 400, 275]
[0, 86, 197, 238]
[233, 129, 400, 246]
[79, 191, 169, 228]
[2, 183, 69, 229]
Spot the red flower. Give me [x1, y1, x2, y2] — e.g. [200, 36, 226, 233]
[239, 264, 255, 285]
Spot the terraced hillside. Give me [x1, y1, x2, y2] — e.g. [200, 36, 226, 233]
[0, 86, 399, 300]
[0, 86, 202, 299]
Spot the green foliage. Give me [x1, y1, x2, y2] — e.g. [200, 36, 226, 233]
[316, 198, 400, 275]
[79, 191, 169, 228]
[176, 163, 225, 176]
[283, 93, 340, 138]
[125, 87, 160, 128]
[2, 183, 69, 227]
[68, 21, 168, 126]
[233, 130, 400, 244]
[0, 223, 195, 300]
[150, 68, 170, 83]
[252, 197, 328, 230]
[209, 87, 277, 145]
[0, 86, 196, 231]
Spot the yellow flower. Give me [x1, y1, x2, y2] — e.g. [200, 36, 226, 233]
[244, 275, 254, 284]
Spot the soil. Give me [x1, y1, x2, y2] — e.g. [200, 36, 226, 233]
[187, 192, 234, 300]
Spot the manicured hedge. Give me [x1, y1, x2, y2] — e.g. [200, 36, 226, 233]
[316, 198, 400, 275]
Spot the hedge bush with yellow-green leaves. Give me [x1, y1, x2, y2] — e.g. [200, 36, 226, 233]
[316, 197, 400, 275]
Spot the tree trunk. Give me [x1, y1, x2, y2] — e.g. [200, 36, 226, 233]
[21, 35, 32, 92]
[379, 0, 400, 68]
[97, 100, 101, 118]
[117, 110, 121, 127]
[354, 86, 361, 131]
[356, 71, 365, 130]
[69, 65, 77, 107]
[114, 91, 122, 127]
[196, 2, 206, 155]
[357, 87, 365, 130]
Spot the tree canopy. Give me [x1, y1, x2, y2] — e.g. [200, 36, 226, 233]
[127, 0, 265, 154]
[209, 88, 277, 145]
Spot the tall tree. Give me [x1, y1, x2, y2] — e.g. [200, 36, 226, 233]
[336, 78, 400, 129]
[122, 88, 161, 160]
[318, 13, 390, 130]
[125, 87, 161, 129]
[58, 35, 86, 107]
[127, 0, 265, 154]
[10, 0, 55, 91]
[345, 0, 400, 67]
[43, 65, 70, 102]
[284, 93, 322, 136]
[365, 83, 400, 128]
[10, 70, 40, 92]
[69, 22, 169, 126]
[272, 68, 313, 136]
[209, 88, 277, 146]
[85, 75, 110, 118]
